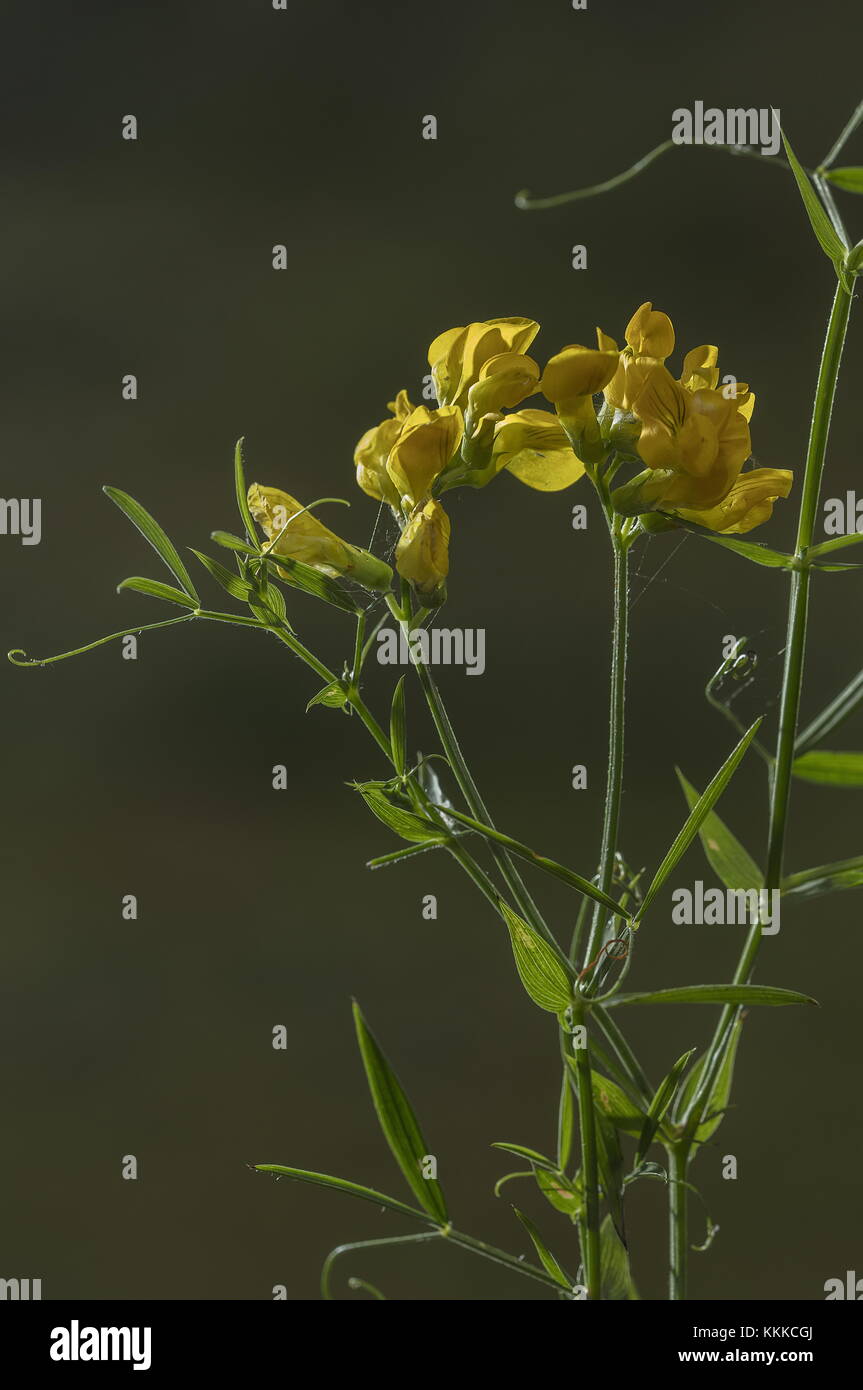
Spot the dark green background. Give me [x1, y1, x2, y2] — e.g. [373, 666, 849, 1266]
[3, 0, 862, 1300]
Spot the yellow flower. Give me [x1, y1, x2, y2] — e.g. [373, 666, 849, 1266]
[625, 301, 675, 360]
[541, 345, 620, 408]
[395, 498, 450, 607]
[428, 317, 539, 409]
[679, 344, 719, 393]
[625, 365, 751, 508]
[541, 344, 620, 463]
[600, 303, 675, 413]
[465, 351, 541, 429]
[490, 409, 586, 491]
[386, 405, 464, 510]
[354, 390, 414, 507]
[247, 484, 392, 591]
[676, 468, 793, 534]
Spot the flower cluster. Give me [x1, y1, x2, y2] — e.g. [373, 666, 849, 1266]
[352, 318, 583, 605]
[599, 303, 792, 534]
[246, 307, 792, 605]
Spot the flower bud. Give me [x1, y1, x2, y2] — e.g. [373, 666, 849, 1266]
[395, 499, 450, 607]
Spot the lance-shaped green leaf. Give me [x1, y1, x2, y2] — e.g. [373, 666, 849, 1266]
[636, 721, 761, 922]
[491, 1141, 558, 1173]
[677, 1013, 746, 1145]
[663, 519, 795, 569]
[781, 122, 849, 271]
[499, 901, 574, 1013]
[636, 1049, 696, 1165]
[117, 577, 198, 609]
[594, 1107, 626, 1245]
[104, 487, 200, 602]
[792, 750, 863, 787]
[190, 548, 256, 602]
[352, 1002, 448, 1224]
[253, 1164, 426, 1221]
[446, 807, 629, 921]
[234, 436, 258, 544]
[511, 1208, 572, 1289]
[796, 666, 863, 753]
[256, 576, 287, 623]
[809, 532, 863, 559]
[782, 854, 863, 899]
[353, 785, 447, 845]
[306, 681, 348, 712]
[261, 552, 361, 614]
[609, 984, 817, 1007]
[676, 770, 762, 891]
[557, 1065, 575, 1172]
[535, 1166, 583, 1220]
[599, 1215, 639, 1301]
[823, 166, 863, 193]
[590, 1071, 646, 1137]
[367, 842, 446, 870]
[390, 676, 406, 777]
[211, 529, 257, 556]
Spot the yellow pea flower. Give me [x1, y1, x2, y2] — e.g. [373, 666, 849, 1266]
[354, 390, 415, 507]
[540, 344, 620, 466]
[247, 484, 392, 591]
[600, 303, 675, 413]
[386, 405, 464, 510]
[675, 468, 794, 534]
[428, 317, 539, 409]
[625, 301, 675, 360]
[395, 498, 450, 607]
[679, 344, 719, 393]
[465, 352, 541, 429]
[633, 366, 751, 488]
[491, 408, 587, 491]
[679, 347, 755, 423]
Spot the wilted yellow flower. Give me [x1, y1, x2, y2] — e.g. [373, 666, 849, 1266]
[386, 405, 464, 510]
[428, 317, 539, 409]
[395, 498, 450, 607]
[675, 468, 793, 534]
[354, 390, 414, 507]
[248, 484, 392, 591]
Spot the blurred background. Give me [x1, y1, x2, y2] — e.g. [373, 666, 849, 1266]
[2, 0, 862, 1300]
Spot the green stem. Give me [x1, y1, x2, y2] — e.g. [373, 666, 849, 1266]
[270, 620, 509, 918]
[766, 278, 853, 888]
[676, 276, 854, 1295]
[571, 1005, 601, 1299]
[591, 1007, 653, 1107]
[668, 1144, 690, 1300]
[389, 595, 555, 946]
[583, 533, 629, 977]
[442, 1227, 567, 1293]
